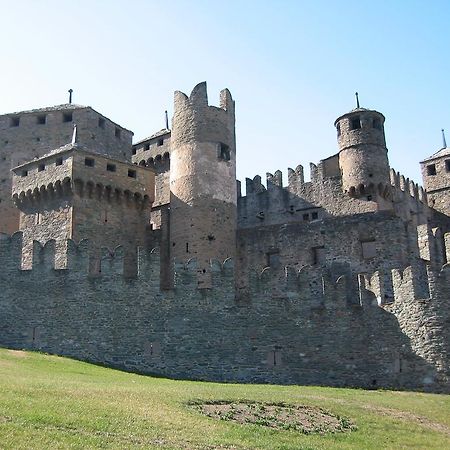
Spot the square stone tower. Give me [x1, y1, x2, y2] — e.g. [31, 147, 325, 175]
[11, 142, 154, 271]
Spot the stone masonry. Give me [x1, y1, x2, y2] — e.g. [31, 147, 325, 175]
[0, 82, 449, 392]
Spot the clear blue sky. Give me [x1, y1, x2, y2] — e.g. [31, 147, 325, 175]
[1, 0, 449, 188]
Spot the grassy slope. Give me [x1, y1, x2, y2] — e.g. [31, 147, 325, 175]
[0, 348, 449, 450]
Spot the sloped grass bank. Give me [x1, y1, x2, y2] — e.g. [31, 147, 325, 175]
[0, 348, 449, 449]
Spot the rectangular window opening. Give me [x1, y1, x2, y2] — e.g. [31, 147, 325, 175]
[144, 143, 150, 151]
[21, 170, 28, 177]
[157, 138, 164, 146]
[85, 157, 95, 167]
[266, 251, 280, 269]
[128, 169, 136, 178]
[311, 211, 319, 220]
[38, 164, 45, 172]
[98, 117, 105, 128]
[63, 112, 73, 123]
[56, 157, 63, 166]
[115, 127, 121, 138]
[350, 117, 361, 130]
[10, 117, 20, 127]
[445, 160, 450, 172]
[427, 164, 437, 176]
[37, 115, 46, 125]
[313, 246, 326, 265]
[219, 143, 231, 161]
[361, 240, 377, 259]
[107, 163, 116, 172]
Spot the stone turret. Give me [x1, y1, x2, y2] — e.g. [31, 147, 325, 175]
[169, 82, 237, 280]
[420, 138, 450, 216]
[335, 107, 391, 201]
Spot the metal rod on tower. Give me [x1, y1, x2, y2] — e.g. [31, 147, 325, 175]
[442, 129, 447, 148]
[355, 92, 360, 109]
[165, 110, 169, 130]
[68, 89, 73, 104]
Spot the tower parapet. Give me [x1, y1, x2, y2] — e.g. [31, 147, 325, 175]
[335, 108, 391, 200]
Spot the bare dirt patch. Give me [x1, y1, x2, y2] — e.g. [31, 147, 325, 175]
[7, 350, 28, 358]
[193, 401, 356, 434]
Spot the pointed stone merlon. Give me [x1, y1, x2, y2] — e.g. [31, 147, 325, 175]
[245, 175, 266, 195]
[288, 165, 304, 188]
[266, 170, 283, 190]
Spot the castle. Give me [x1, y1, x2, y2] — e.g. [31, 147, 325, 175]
[0, 82, 449, 392]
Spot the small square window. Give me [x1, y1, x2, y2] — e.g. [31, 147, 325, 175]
[37, 115, 46, 125]
[350, 117, 361, 130]
[303, 213, 309, 221]
[266, 251, 280, 268]
[21, 170, 28, 177]
[56, 157, 63, 166]
[107, 163, 116, 172]
[312, 212, 318, 220]
[10, 117, 20, 127]
[98, 117, 105, 128]
[157, 138, 164, 146]
[38, 164, 45, 172]
[85, 157, 95, 167]
[63, 112, 73, 122]
[445, 160, 450, 172]
[144, 143, 150, 151]
[115, 127, 121, 138]
[427, 164, 437, 176]
[361, 240, 377, 259]
[128, 169, 136, 178]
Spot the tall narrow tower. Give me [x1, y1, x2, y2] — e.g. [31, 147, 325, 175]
[335, 107, 391, 200]
[169, 82, 236, 275]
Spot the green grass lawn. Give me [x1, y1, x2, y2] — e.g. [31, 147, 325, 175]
[0, 348, 449, 449]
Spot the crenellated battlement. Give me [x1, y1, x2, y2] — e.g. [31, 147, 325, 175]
[390, 168, 428, 205]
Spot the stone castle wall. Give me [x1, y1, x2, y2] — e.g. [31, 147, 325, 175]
[0, 232, 448, 392]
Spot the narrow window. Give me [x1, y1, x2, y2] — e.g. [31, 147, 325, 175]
[107, 163, 116, 172]
[128, 169, 136, 178]
[85, 157, 95, 167]
[186, 242, 189, 253]
[219, 143, 230, 161]
[98, 117, 105, 128]
[56, 157, 63, 166]
[266, 251, 280, 269]
[445, 160, 450, 172]
[132, 148, 137, 155]
[361, 240, 377, 259]
[9, 117, 20, 127]
[313, 246, 326, 265]
[350, 116, 361, 130]
[336, 123, 341, 137]
[115, 127, 121, 138]
[373, 118, 381, 130]
[144, 143, 150, 151]
[63, 112, 73, 122]
[427, 164, 436, 176]
[303, 213, 309, 221]
[37, 115, 46, 125]
[157, 138, 164, 146]
[311, 211, 318, 220]
[38, 164, 45, 172]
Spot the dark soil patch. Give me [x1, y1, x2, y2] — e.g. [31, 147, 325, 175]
[193, 401, 356, 434]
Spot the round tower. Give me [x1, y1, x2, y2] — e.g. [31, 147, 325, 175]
[169, 82, 237, 275]
[335, 106, 391, 199]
